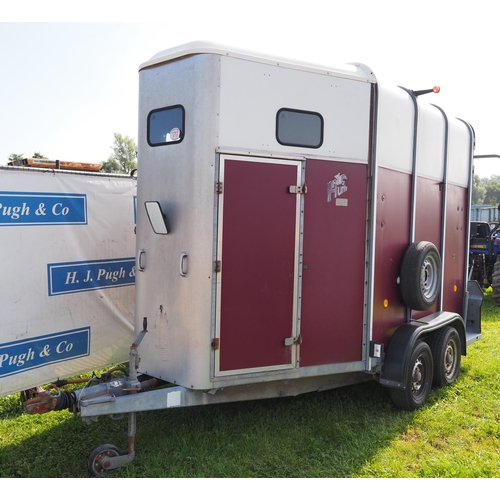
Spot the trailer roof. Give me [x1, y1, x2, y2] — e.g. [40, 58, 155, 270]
[139, 41, 377, 84]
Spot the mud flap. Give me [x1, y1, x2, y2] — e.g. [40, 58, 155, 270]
[466, 280, 483, 341]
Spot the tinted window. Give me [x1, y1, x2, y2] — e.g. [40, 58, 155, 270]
[276, 108, 323, 148]
[148, 105, 185, 146]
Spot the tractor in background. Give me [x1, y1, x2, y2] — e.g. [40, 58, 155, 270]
[469, 209, 500, 305]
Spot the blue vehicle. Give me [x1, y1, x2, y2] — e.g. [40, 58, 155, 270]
[469, 218, 500, 305]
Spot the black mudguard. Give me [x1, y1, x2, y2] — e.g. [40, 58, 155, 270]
[379, 311, 466, 390]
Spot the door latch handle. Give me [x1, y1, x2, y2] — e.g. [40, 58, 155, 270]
[137, 249, 146, 272]
[284, 335, 302, 346]
[180, 252, 188, 277]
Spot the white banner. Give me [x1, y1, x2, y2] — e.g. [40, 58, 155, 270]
[0, 167, 136, 396]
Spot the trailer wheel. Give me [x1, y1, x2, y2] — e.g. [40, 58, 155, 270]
[390, 341, 433, 410]
[429, 326, 461, 387]
[88, 444, 121, 476]
[400, 241, 441, 311]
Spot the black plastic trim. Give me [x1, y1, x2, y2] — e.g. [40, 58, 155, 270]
[380, 311, 466, 390]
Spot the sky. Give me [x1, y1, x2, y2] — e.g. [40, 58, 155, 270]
[1, 0, 500, 178]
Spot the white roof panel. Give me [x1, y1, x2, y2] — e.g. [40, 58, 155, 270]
[139, 40, 377, 84]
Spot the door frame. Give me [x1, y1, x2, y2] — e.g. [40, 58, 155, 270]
[214, 154, 304, 376]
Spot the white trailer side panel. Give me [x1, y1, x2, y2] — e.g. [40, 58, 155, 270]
[448, 119, 473, 187]
[0, 167, 136, 396]
[377, 85, 414, 173]
[219, 56, 371, 162]
[416, 103, 446, 181]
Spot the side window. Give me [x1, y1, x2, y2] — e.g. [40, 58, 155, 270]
[148, 105, 185, 146]
[276, 108, 323, 148]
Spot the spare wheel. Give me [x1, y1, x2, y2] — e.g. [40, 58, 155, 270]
[400, 241, 441, 311]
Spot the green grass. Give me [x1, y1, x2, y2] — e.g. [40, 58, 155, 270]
[1, 291, 499, 478]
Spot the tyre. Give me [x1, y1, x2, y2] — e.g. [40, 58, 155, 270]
[88, 444, 121, 476]
[492, 257, 500, 306]
[429, 326, 461, 387]
[400, 241, 441, 311]
[390, 341, 434, 410]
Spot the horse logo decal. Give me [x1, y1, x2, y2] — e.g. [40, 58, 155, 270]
[327, 173, 348, 202]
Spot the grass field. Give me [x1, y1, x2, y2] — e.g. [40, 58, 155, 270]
[1, 290, 499, 478]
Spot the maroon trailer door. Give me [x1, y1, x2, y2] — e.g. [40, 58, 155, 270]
[300, 159, 368, 366]
[217, 156, 368, 374]
[217, 156, 300, 373]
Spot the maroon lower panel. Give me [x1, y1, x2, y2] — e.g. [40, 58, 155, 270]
[412, 176, 443, 320]
[300, 160, 367, 366]
[372, 167, 411, 345]
[442, 184, 468, 314]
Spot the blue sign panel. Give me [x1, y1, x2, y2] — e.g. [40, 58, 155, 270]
[0, 191, 87, 226]
[0, 327, 90, 378]
[48, 257, 136, 296]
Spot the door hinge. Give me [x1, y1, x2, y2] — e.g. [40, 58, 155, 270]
[216, 182, 223, 194]
[289, 185, 307, 194]
[284, 335, 302, 346]
[214, 260, 221, 273]
[211, 338, 220, 350]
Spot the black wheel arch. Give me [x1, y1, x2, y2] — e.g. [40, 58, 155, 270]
[380, 312, 466, 390]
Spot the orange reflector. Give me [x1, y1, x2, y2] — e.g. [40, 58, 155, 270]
[383, 299, 389, 308]
[433, 86, 440, 93]
[454, 285, 458, 292]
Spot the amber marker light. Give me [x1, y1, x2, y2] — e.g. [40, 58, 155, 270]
[454, 285, 458, 292]
[383, 299, 389, 308]
[413, 85, 441, 97]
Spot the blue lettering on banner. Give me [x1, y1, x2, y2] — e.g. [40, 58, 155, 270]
[0, 191, 87, 226]
[48, 257, 136, 296]
[0, 327, 90, 378]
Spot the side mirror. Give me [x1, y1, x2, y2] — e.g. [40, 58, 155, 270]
[145, 201, 168, 234]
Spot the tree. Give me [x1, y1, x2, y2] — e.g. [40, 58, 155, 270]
[8, 153, 24, 162]
[472, 174, 486, 205]
[101, 133, 137, 174]
[484, 179, 500, 206]
[8, 152, 47, 163]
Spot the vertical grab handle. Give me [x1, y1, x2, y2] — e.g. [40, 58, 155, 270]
[180, 252, 188, 277]
[137, 249, 146, 272]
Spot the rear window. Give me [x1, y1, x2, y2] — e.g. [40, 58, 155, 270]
[148, 105, 185, 146]
[276, 108, 323, 148]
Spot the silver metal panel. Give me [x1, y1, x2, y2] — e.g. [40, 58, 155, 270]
[135, 54, 221, 389]
[79, 370, 373, 418]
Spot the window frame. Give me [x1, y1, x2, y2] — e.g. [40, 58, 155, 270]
[276, 108, 325, 149]
[276, 107, 324, 149]
[147, 104, 186, 147]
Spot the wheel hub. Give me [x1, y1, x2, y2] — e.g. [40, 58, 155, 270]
[411, 359, 424, 393]
[92, 450, 116, 474]
[444, 343, 456, 376]
[421, 256, 438, 299]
